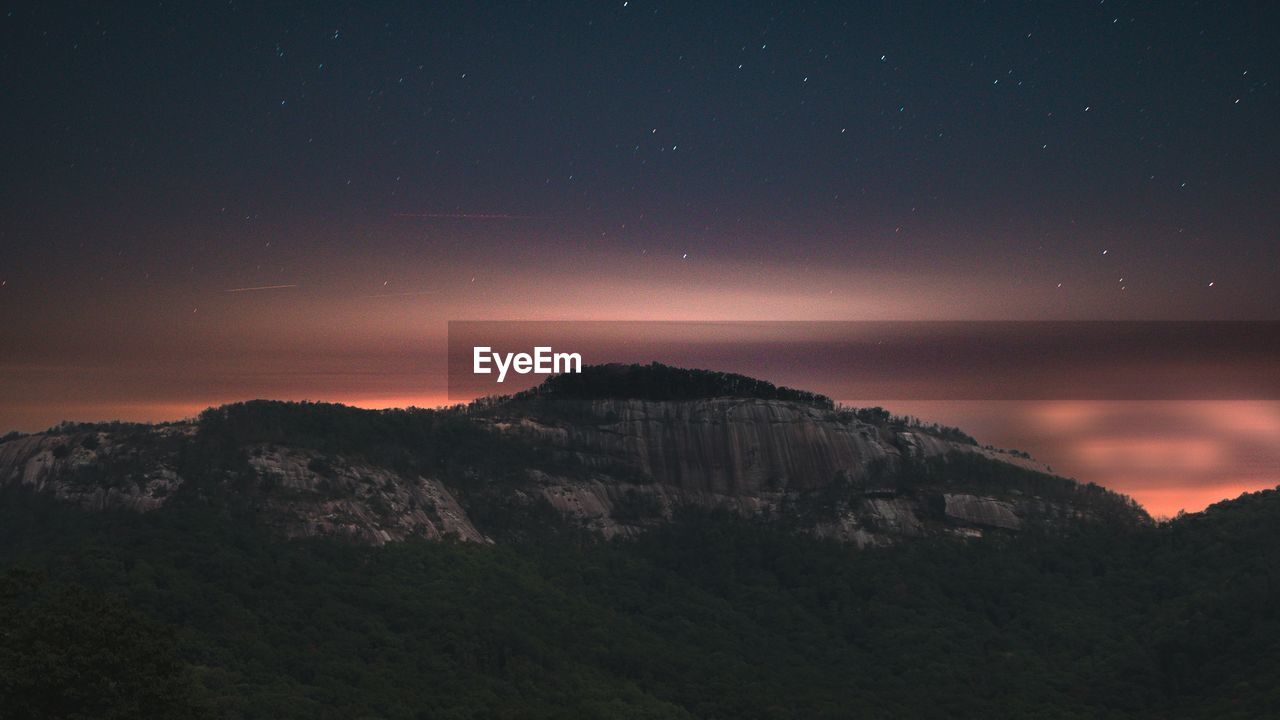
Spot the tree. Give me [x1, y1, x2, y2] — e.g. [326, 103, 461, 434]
[0, 570, 207, 719]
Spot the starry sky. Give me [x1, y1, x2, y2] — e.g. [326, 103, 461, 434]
[1, 1, 1277, 514]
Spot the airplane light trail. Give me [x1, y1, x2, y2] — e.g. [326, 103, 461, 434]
[223, 284, 299, 293]
[392, 212, 547, 220]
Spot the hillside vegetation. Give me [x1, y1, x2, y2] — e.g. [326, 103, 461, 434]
[488, 362, 837, 408]
[1, 485, 1277, 719]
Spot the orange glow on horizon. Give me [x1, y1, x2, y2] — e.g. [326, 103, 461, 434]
[1130, 481, 1279, 520]
[5, 394, 1274, 518]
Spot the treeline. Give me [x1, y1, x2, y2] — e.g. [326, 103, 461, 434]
[1, 486, 1277, 718]
[484, 362, 836, 409]
[0, 566, 206, 719]
[191, 400, 585, 530]
[886, 452, 1150, 525]
[832, 405, 980, 445]
[197, 400, 556, 484]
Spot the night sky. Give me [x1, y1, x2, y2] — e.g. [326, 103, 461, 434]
[1, 2, 1277, 514]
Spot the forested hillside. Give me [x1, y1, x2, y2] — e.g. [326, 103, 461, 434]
[2, 485, 1277, 719]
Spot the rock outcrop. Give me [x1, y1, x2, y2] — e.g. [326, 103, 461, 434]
[0, 425, 485, 546]
[944, 494, 1023, 530]
[247, 446, 487, 545]
[488, 397, 1050, 490]
[473, 396, 1097, 545]
[492, 398, 893, 494]
[0, 380, 1146, 545]
[0, 427, 187, 512]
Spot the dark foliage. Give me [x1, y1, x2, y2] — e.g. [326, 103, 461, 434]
[881, 451, 1149, 524]
[2, 485, 1277, 718]
[487, 362, 836, 409]
[186, 400, 615, 543]
[45, 420, 163, 436]
[834, 405, 979, 445]
[197, 401, 545, 483]
[0, 568, 207, 719]
[609, 488, 665, 522]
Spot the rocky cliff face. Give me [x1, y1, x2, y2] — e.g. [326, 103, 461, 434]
[488, 397, 1050, 491]
[475, 397, 1124, 546]
[245, 446, 487, 544]
[493, 398, 890, 495]
[0, 427, 187, 512]
[0, 424, 484, 545]
[0, 393, 1145, 546]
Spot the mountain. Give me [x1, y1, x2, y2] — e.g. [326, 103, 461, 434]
[0, 365, 1275, 718]
[0, 363, 1146, 546]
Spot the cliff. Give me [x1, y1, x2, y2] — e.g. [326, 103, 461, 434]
[0, 368, 1147, 545]
[0, 422, 484, 545]
[476, 395, 1141, 544]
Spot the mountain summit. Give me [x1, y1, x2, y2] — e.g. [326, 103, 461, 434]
[4, 366, 1277, 719]
[0, 363, 1146, 544]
